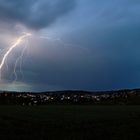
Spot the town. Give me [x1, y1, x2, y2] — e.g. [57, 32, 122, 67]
[0, 89, 140, 105]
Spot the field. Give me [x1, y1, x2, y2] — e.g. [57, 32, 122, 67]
[0, 105, 140, 140]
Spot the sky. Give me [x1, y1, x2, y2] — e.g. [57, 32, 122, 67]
[0, 0, 140, 92]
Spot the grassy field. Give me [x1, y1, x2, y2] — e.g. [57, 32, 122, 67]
[0, 105, 139, 140]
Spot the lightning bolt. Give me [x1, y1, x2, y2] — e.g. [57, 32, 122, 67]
[0, 33, 31, 72]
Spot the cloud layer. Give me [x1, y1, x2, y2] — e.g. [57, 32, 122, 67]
[1, 0, 140, 91]
[0, 0, 76, 30]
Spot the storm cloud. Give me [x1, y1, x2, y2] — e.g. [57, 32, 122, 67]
[0, 0, 76, 30]
[0, 0, 140, 91]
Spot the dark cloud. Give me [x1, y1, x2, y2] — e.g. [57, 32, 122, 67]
[1, 0, 140, 91]
[0, 0, 76, 30]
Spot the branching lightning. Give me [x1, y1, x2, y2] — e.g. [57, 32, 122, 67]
[0, 33, 31, 72]
[0, 31, 82, 83]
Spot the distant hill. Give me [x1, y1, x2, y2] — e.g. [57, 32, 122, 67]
[0, 88, 140, 105]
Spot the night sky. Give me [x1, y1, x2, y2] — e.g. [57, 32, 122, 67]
[0, 0, 140, 92]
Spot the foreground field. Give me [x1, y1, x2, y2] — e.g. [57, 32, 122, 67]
[0, 105, 139, 140]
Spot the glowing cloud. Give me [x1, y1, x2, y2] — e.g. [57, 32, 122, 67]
[0, 33, 32, 71]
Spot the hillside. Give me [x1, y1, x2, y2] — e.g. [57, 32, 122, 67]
[0, 89, 140, 105]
